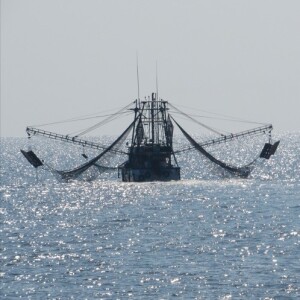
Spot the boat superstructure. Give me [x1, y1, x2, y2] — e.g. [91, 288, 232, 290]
[119, 93, 180, 181]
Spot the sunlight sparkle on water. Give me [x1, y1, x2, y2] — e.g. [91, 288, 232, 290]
[0, 135, 299, 298]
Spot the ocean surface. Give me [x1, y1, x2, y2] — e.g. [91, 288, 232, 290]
[1, 134, 299, 299]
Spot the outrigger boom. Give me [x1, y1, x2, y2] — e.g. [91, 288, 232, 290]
[26, 127, 126, 155]
[175, 124, 273, 154]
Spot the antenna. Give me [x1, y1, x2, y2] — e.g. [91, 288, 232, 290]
[156, 60, 159, 101]
[136, 53, 140, 103]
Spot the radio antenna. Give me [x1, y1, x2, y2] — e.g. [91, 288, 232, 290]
[136, 53, 140, 102]
[156, 60, 159, 101]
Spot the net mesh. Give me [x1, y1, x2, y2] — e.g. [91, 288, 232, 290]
[173, 119, 255, 177]
[53, 118, 135, 180]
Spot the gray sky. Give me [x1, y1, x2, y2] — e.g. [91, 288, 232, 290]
[1, 0, 300, 137]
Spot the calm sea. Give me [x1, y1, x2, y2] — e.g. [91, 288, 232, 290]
[1, 134, 299, 299]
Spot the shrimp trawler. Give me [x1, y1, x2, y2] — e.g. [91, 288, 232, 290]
[21, 92, 280, 182]
[119, 93, 180, 182]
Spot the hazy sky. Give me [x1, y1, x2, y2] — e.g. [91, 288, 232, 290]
[1, 0, 300, 137]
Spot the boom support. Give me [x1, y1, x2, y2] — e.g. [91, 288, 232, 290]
[26, 127, 126, 154]
[175, 124, 273, 153]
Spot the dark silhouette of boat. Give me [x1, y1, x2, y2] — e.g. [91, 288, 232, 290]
[119, 93, 180, 182]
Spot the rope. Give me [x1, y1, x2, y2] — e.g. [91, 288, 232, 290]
[170, 102, 268, 126]
[30, 103, 134, 128]
[74, 102, 134, 137]
[169, 110, 267, 125]
[67, 111, 132, 137]
[169, 103, 223, 135]
[169, 112, 231, 135]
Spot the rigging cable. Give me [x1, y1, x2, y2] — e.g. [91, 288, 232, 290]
[73, 102, 134, 137]
[169, 110, 268, 126]
[168, 103, 223, 135]
[169, 111, 230, 135]
[67, 111, 132, 137]
[170, 102, 268, 126]
[30, 105, 131, 127]
[31, 111, 130, 128]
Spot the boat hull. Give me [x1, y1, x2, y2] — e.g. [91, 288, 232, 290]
[120, 167, 180, 182]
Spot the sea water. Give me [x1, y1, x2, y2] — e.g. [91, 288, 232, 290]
[0, 134, 299, 299]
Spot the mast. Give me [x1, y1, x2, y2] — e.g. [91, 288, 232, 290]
[155, 63, 160, 144]
[156, 61, 159, 105]
[151, 93, 155, 144]
[131, 99, 139, 145]
[136, 54, 140, 102]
